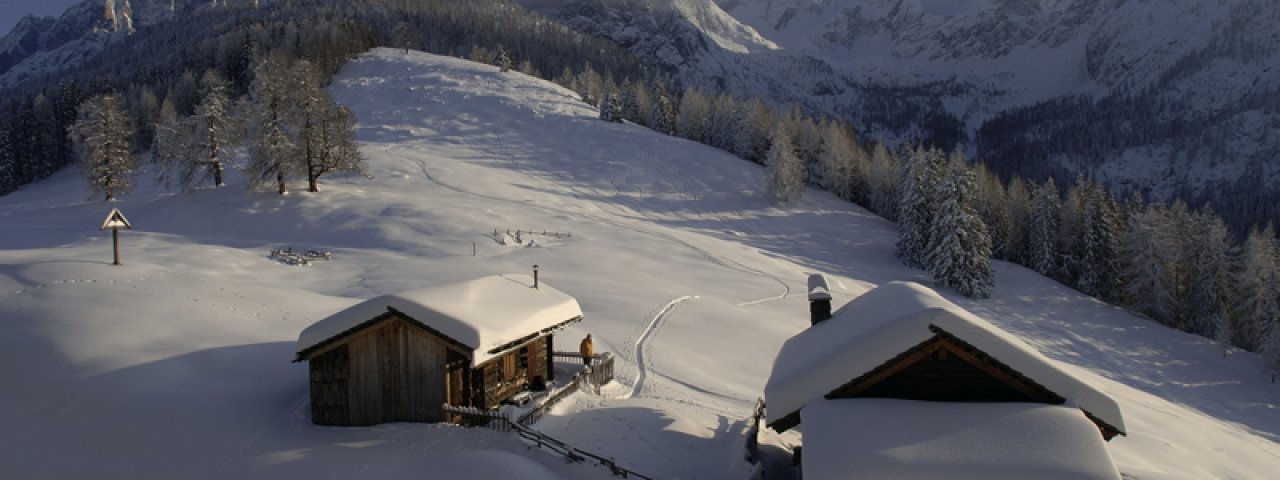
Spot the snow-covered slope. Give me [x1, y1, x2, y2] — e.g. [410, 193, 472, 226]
[1, 48, 1277, 478]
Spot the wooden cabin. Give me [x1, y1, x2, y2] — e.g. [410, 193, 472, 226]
[764, 280, 1127, 479]
[294, 274, 583, 426]
[765, 281, 1126, 439]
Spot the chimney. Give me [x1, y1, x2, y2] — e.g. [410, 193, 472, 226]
[807, 274, 832, 325]
[533, 264, 540, 289]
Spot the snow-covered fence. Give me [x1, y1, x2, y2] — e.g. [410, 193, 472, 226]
[490, 228, 573, 247]
[441, 403, 652, 479]
[268, 246, 332, 266]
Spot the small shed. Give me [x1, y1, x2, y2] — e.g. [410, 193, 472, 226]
[294, 274, 583, 426]
[764, 281, 1126, 440]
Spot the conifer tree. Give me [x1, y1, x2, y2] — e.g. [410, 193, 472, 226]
[926, 160, 994, 298]
[1184, 207, 1234, 338]
[1077, 181, 1122, 301]
[70, 92, 138, 201]
[1029, 179, 1061, 276]
[897, 147, 942, 268]
[495, 45, 512, 73]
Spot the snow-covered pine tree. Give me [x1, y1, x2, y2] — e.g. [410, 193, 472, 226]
[647, 83, 675, 135]
[1028, 178, 1061, 276]
[495, 45, 512, 73]
[1118, 203, 1179, 326]
[1264, 321, 1280, 382]
[1184, 207, 1234, 338]
[599, 92, 620, 123]
[70, 92, 137, 201]
[925, 159, 994, 299]
[764, 115, 804, 203]
[896, 147, 942, 269]
[1077, 181, 1122, 301]
[1233, 225, 1280, 351]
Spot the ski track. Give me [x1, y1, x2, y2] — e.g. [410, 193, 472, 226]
[626, 296, 695, 400]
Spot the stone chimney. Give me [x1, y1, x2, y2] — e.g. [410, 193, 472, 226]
[807, 274, 832, 325]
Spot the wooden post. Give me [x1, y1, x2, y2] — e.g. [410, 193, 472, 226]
[112, 228, 121, 265]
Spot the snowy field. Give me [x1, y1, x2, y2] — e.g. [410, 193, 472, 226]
[1, 48, 1277, 479]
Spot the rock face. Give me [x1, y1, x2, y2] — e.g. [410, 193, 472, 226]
[0, 0, 182, 80]
[529, 0, 1280, 204]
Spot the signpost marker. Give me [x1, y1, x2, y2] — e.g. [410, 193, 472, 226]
[100, 208, 133, 266]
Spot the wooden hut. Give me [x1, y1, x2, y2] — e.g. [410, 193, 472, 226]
[294, 274, 583, 426]
[764, 281, 1127, 479]
[765, 281, 1126, 439]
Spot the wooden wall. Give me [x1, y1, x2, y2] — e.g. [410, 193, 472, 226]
[306, 314, 466, 426]
[828, 335, 1062, 405]
[475, 336, 552, 409]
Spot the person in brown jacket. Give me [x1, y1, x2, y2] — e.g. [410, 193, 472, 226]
[580, 333, 594, 367]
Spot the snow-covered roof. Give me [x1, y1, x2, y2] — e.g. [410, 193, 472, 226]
[764, 282, 1124, 436]
[296, 274, 583, 366]
[801, 399, 1121, 480]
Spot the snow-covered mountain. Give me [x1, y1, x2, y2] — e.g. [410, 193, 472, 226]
[0, 0, 211, 85]
[529, 0, 1280, 206]
[1, 47, 1277, 479]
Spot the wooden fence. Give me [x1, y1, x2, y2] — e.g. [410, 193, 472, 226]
[442, 403, 651, 479]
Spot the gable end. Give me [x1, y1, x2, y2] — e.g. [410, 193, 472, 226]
[825, 327, 1066, 405]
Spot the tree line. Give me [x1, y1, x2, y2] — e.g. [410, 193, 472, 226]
[559, 64, 1280, 380]
[0, 0, 646, 198]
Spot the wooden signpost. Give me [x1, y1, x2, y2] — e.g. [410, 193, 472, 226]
[100, 208, 132, 266]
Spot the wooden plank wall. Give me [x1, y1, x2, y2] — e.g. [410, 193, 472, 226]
[309, 345, 350, 425]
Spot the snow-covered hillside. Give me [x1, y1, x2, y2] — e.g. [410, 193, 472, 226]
[1, 48, 1277, 479]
